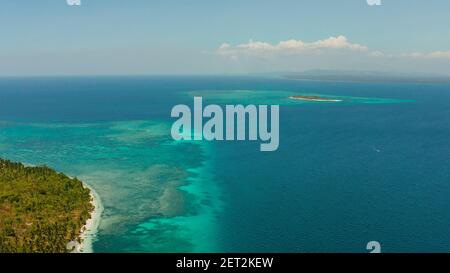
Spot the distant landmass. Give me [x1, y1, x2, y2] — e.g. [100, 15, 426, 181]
[281, 70, 450, 83]
[0, 159, 94, 253]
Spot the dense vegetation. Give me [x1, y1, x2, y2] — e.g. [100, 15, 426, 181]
[0, 159, 93, 253]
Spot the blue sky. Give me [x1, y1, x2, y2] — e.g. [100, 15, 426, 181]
[1, 0, 450, 75]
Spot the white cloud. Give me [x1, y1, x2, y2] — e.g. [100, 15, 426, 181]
[213, 36, 450, 74]
[428, 51, 450, 58]
[400, 51, 450, 58]
[218, 36, 450, 61]
[217, 35, 368, 57]
[369, 51, 385, 57]
[218, 43, 231, 50]
[308, 36, 368, 51]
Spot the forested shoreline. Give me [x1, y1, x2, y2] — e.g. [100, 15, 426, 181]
[0, 158, 93, 253]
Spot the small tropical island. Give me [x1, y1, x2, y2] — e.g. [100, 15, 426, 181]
[288, 95, 342, 102]
[0, 158, 97, 253]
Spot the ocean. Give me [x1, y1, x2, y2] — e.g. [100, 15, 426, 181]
[0, 75, 449, 252]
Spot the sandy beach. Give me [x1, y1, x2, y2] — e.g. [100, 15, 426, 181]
[69, 183, 103, 253]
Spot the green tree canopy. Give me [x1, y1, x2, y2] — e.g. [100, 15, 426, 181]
[0, 158, 93, 253]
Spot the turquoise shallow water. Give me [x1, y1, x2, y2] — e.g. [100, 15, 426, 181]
[187, 89, 413, 105]
[0, 76, 449, 252]
[0, 120, 223, 252]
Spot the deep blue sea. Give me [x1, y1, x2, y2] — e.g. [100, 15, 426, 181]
[0, 76, 449, 252]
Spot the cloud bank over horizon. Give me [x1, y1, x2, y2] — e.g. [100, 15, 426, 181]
[218, 36, 368, 57]
[214, 35, 450, 75]
[217, 35, 450, 60]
